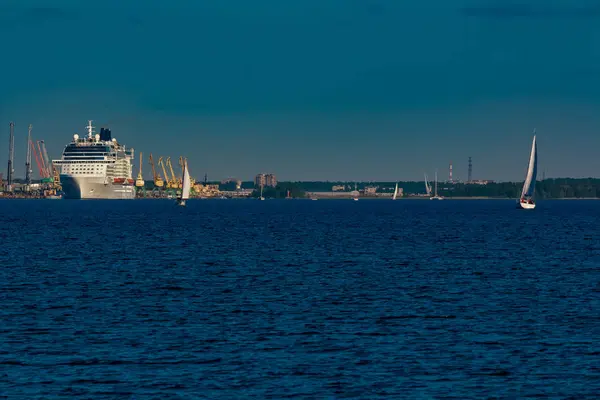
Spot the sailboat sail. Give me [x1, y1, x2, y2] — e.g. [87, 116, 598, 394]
[181, 159, 191, 200]
[424, 174, 431, 195]
[392, 183, 398, 200]
[521, 135, 537, 199]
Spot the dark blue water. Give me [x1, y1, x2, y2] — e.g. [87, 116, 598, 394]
[1, 199, 599, 399]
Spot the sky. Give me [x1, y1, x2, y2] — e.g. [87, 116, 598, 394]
[1, 0, 600, 182]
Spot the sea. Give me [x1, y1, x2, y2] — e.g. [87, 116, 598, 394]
[1, 199, 599, 399]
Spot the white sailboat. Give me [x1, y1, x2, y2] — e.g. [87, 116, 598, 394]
[430, 170, 443, 200]
[177, 158, 191, 206]
[352, 182, 359, 201]
[259, 185, 265, 201]
[517, 132, 537, 210]
[392, 182, 398, 200]
[424, 173, 432, 196]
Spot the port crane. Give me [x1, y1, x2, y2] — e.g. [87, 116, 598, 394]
[32, 140, 53, 183]
[158, 157, 172, 189]
[166, 157, 181, 189]
[148, 154, 163, 188]
[30, 137, 61, 193]
[135, 151, 145, 187]
[36, 140, 53, 181]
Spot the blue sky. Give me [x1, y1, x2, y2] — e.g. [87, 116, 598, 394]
[1, 0, 600, 181]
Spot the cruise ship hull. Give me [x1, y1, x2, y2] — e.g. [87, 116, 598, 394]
[61, 175, 136, 199]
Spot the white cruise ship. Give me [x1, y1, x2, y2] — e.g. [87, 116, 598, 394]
[53, 120, 136, 199]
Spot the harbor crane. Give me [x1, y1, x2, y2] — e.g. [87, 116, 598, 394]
[148, 153, 163, 188]
[166, 157, 181, 189]
[30, 137, 61, 191]
[135, 151, 145, 187]
[158, 157, 172, 189]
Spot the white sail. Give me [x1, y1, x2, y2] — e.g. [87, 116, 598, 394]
[424, 173, 431, 195]
[181, 159, 191, 200]
[520, 135, 537, 199]
[430, 170, 443, 200]
[392, 183, 398, 200]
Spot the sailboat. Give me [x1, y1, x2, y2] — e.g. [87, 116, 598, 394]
[424, 173, 432, 196]
[430, 170, 443, 200]
[352, 182, 359, 201]
[517, 132, 537, 210]
[392, 182, 399, 200]
[259, 185, 265, 201]
[176, 158, 191, 206]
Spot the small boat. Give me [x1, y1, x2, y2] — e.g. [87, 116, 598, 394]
[176, 158, 191, 206]
[517, 132, 537, 210]
[424, 173, 432, 196]
[430, 170, 444, 200]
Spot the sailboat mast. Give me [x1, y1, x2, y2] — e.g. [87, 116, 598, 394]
[434, 170, 438, 196]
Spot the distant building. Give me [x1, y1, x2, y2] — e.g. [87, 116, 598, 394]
[332, 185, 345, 192]
[364, 186, 377, 195]
[221, 177, 238, 184]
[468, 180, 494, 185]
[255, 174, 266, 187]
[255, 173, 277, 187]
[265, 174, 277, 187]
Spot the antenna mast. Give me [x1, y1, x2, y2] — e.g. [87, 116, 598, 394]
[468, 156, 472, 183]
[7, 122, 15, 191]
[25, 124, 33, 188]
[87, 120, 94, 139]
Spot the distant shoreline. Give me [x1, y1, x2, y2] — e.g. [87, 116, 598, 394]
[306, 195, 600, 200]
[1, 195, 600, 201]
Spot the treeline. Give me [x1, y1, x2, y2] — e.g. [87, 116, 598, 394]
[246, 179, 600, 199]
[437, 179, 600, 198]
[250, 183, 307, 199]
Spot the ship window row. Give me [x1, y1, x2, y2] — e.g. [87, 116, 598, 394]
[63, 166, 105, 174]
[63, 152, 115, 156]
[56, 160, 114, 164]
[63, 156, 107, 160]
[64, 147, 111, 152]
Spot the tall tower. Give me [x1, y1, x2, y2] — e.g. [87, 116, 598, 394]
[467, 156, 472, 183]
[25, 124, 32, 188]
[449, 161, 453, 183]
[7, 122, 15, 191]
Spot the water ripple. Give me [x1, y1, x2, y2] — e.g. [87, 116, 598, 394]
[0, 199, 599, 398]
